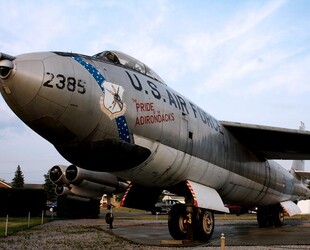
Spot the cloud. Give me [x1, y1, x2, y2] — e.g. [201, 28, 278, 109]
[178, 1, 285, 70]
[172, 0, 310, 100]
[1, 0, 310, 182]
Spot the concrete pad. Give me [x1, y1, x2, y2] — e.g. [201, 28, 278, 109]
[109, 215, 310, 247]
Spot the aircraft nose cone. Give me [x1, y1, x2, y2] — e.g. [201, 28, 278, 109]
[0, 52, 43, 113]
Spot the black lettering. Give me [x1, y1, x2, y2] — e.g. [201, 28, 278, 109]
[213, 118, 219, 132]
[77, 79, 86, 94]
[126, 71, 142, 91]
[43, 72, 54, 88]
[177, 95, 189, 114]
[206, 114, 212, 128]
[67, 77, 76, 92]
[198, 108, 207, 124]
[173, 93, 181, 109]
[56, 74, 65, 89]
[166, 89, 177, 108]
[190, 102, 197, 118]
[43, 72, 86, 94]
[147, 80, 161, 100]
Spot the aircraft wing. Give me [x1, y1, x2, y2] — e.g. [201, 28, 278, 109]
[294, 170, 310, 179]
[220, 121, 310, 160]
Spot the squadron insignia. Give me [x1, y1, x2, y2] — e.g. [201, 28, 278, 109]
[99, 81, 126, 119]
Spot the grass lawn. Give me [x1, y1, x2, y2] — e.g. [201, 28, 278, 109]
[0, 216, 52, 236]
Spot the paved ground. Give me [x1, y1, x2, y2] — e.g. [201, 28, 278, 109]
[110, 213, 310, 247]
[1, 212, 310, 249]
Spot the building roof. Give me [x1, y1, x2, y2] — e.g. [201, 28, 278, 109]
[0, 180, 11, 188]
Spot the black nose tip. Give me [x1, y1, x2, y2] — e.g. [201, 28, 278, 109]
[0, 65, 12, 78]
[0, 53, 15, 79]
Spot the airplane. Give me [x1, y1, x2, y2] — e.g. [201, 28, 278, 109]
[1, 50, 310, 241]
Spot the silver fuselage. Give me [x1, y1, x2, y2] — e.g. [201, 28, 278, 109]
[0, 52, 309, 208]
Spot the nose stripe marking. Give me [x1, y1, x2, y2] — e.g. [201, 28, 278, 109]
[73, 57, 131, 143]
[73, 57, 105, 90]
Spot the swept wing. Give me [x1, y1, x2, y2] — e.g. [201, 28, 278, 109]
[221, 121, 310, 160]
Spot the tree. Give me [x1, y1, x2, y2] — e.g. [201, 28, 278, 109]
[12, 165, 24, 188]
[43, 170, 57, 202]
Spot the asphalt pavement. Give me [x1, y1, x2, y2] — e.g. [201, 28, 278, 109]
[109, 213, 310, 247]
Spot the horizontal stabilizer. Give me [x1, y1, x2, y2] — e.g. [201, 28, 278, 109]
[294, 170, 310, 179]
[187, 180, 229, 213]
[280, 200, 301, 217]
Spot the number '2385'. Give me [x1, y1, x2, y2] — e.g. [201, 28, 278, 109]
[43, 72, 86, 94]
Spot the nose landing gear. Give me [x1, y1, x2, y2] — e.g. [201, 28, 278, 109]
[105, 195, 115, 229]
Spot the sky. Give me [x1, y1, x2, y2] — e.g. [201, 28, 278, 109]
[1, 0, 310, 183]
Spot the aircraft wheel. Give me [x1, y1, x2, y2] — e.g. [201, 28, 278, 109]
[273, 205, 284, 227]
[195, 208, 214, 241]
[257, 207, 268, 227]
[257, 205, 284, 227]
[105, 212, 114, 225]
[168, 204, 187, 240]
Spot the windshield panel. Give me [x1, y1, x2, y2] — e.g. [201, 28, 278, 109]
[93, 50, 165, 84]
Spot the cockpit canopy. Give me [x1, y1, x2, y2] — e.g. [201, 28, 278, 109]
[93, 50, 165, 84]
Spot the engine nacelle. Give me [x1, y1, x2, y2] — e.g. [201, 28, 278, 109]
[55, 186, 91, 202]
[49, 165, 70, 185]
[56, 180, 114, 200]
[65, 165, 128, 191]
[49, 165, 128, 201]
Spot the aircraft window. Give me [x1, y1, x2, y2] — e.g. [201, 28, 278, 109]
[105, 51, 120, 64]
[189, 131, 193, 140]
[93, 51, 120, 64]
[112, 51, 146, 74]
[93, 50, 165, 84]
[145, 66, 165, 83]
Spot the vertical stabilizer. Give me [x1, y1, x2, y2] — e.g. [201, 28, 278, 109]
[291, 122, 305, 179]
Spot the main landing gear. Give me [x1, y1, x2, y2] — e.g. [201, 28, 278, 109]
[257, 204, 284, 227]
[168, 203, 214, 241]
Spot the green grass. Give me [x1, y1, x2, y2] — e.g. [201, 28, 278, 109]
[0, 216, 52, 236]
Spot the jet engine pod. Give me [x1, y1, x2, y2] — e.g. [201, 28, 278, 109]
[65, 165, 119, 187]
[56, 181, 115, 200]
[49, 165, 70, 185]
[55, 185, 91, 202]
[55, 185, 72, 196]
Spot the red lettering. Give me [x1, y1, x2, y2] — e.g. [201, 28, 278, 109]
[135, 112, 175, 126]
[140, 103, 145, 111]
[140, 117, 144, 125]
[135, 117, 140, 125]
[135, 102, 155, 112]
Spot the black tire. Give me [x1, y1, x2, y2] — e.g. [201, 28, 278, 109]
[168, 204, 187, 240]
[257, 207, 268, 227]
[194, 208, 214, 241]
[273, 205, 284, 227]
[105, 212, 114, 225]
[257, 205, 284, 227]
